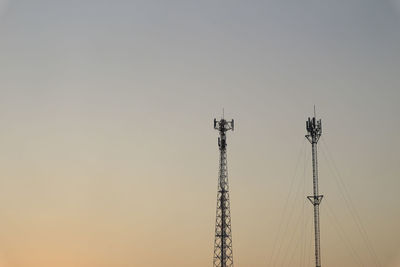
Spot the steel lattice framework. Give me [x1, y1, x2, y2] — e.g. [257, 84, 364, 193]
[213, 117, 234, 267]
[306, 112, 323, 267]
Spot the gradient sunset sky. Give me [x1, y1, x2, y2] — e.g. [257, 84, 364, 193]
[0, 1, 399, 266]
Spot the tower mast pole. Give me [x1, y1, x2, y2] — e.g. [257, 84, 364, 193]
[306, 112, 323, 267]
[213, 116, 234, 267]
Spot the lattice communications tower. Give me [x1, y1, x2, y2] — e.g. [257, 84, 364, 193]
[213, 117, 234, 267]
[306, 110, 323, 267]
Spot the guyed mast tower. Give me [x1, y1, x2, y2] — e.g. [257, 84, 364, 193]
[306, 109, 323, 267]
[213, 116, 234, 267]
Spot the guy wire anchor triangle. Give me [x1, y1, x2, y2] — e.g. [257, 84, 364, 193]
[307, 195, 324, 205]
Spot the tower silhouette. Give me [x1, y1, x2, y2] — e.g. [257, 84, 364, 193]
[213, 117, 234, 267]
[306, 109, 323, 267]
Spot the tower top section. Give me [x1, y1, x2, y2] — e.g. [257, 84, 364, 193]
[214, 118, 234, 151]
[214, 118, 234, 133]
[306, 116, 322, 143]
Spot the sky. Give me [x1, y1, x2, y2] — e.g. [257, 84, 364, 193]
[0, 0, 399, 266]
